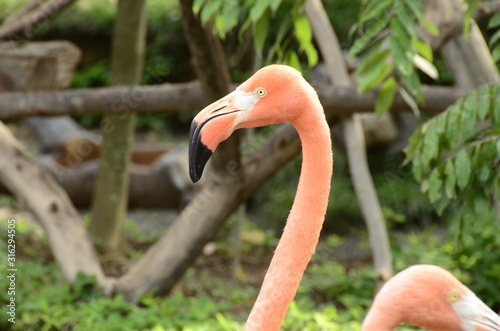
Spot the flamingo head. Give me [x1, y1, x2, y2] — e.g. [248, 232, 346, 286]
[363, 265, 500, 331]
[189, 65, 314, 183]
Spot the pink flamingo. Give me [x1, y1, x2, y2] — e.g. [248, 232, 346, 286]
[188, 65, 500, 330]
[362, 264, 500, 331]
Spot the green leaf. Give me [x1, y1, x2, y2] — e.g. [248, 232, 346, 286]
[493, 46, 500, 64]
[391, 16, 412, 50]
[444, 161, 456, 199]
[459, 94, 477, 139]
[404, 126, 422, 164]
[356, 46, 391, 77]
[412, 38, 433, 62]
[294, 14, 312, 46]
[301, 42, 319, 67]
[455, 150, 472, 190]
[350, 17, 390, 56]
[358, 0, 392, 27]
[214, 2, 239, 38]
[239, 17, 252, 39]
[428, 169, 443, 203]
[395, 2, 417, 38]
[400, 87, 420, 116]
[357, 62, 393, 94]
[421, 178, 429, 193]
[286, 50, 301, 71]
[444, 104, 460, 144]
[422, 122, 439, 167]
[477, 85, 491, 121]
[493, 84, 500, 127]
[477, 165, 491, 182]
[375, 77, 397, 114]
[488, 12, 500, 29]
[250, 0, 269, 23]
[420, 18, 439, 36]
[390, 36, 412, 76]
[192, 0, 205, 15]
[292, 13, 317, 67]
[489, 30, 500, 48]
[434, 195, 450, 215]
[269, 0, 282, 13]
[405, 67, 423, 99]
[253, 9, 269, 55]
[403, 0, 423, 20]
[200, 1, 222, 25]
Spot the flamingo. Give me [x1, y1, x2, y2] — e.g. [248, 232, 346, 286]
[362, 264, 500, 331]
[189, 64, 333, 330]
[188, 65, 500, 330]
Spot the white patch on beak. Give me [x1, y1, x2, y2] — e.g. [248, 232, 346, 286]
[232, 89, 260, 110]
[453, 293, 500, 331]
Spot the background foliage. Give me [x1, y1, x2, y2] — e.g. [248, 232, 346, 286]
[349, 0, 438, 114]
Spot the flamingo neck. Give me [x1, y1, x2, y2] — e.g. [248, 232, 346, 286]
[362, 305, 399, 331]
[244, 96, 333, 331]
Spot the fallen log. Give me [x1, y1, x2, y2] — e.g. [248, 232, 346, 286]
[0, 82, 466, 120]
[35, 146, 192, 209]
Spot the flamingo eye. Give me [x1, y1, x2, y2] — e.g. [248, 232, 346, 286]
[255, 87, 267, 97]
[448, 291, 461, 302]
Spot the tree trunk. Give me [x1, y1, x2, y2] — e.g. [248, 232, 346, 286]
[305, 0, 393, 288]
[113, 0, 243, 302]
[178, 0, 240, 172]
[424, 0, 500, 88]
[89, 0, 147, 254]
[0, 121, 108, 288]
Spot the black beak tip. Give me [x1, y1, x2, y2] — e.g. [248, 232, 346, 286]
[189, 167, 201, 183]
[189, 120, 213, 183]
[189, 144, 212, 183]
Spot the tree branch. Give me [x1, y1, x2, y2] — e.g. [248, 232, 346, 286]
[0, 0, 77, 39]
[0, 82, 464, 120]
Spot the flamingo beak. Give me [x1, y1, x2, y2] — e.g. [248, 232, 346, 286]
[189, 91, 250, 183]
[469, 309, 500, 331]
[455, 294, 500, 331]
[189, 119, 213, 183]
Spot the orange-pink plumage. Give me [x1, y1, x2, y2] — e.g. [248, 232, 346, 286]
[188, 65, 500, 331]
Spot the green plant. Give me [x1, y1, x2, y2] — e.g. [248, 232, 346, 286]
[404, 85, 500, 242]
[193, 0, 317, 70]
[350, 0, 438, 114]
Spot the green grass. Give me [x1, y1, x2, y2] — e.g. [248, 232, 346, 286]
[2, 214, 495, 331]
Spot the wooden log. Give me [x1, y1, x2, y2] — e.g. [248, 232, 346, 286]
[36, 147, 192, 209]
[25, 116, 100, 156]
[0, 41, 81, 91]
[0, 82, 465, 120]
[0, 121, 109, 288]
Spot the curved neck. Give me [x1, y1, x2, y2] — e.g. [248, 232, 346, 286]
[244, 97, 333, 331]
[362, 306, 399, 331]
